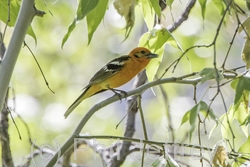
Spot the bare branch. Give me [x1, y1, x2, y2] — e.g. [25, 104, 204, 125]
[168, 0, 197, 33]
[0, 0, 37, 119]
[0, 88, 14, 167]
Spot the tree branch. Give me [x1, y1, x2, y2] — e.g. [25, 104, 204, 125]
[0, 0, 36, 114]
[45, 71, 237, 166]
[168, 0, 197, 33]
[0, 88, 14, 167]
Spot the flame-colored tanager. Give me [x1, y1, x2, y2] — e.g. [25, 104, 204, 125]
[64, 47, 158, 118]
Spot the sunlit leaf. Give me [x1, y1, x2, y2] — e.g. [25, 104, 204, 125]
[231, 136, 250, 167]
[150, 156, 165, 167]
[181, 110, 190, 125]
[241, 114, 250, 126]
[208, 114, 222, 138]
[233, 76, 250, 111]
[86, 0, 109, 44]
[200, 107, 217, 122]
[139, 25, 181, 82]
[166, 0, 174, 7]
[241, 39, 250, 69]
[149, 0, 161, 18]
[198, 68, 224, 84]
[62, 19, 76, 48]
[165, 154, 180, 167]
[181, 101, 214, 141]
[150, 155, 180, 167]
[230, 78, 238, 90]
[62, 0, 99, 47]
[139, 0, 155, 29]
[146, 46, 163, 82]
[232, 103, 249, 136]
[238, 136, 250, 155]
[198, 0, 207, 19]
[221, 104, 249, 138]
[139, 25, 182, 52]
[238, 17, 250, 35]
[212, 0, 225, 15]
[0, 0, 36, 42]
[76, 0, 99, 20]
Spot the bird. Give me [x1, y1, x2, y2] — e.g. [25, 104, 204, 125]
[64, 47, 158, 118]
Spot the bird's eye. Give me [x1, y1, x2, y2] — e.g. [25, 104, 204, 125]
[141, 50, 146, 54]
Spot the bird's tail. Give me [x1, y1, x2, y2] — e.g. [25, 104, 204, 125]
[64, 86, 91, 118]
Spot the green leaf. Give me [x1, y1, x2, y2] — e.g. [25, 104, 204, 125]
[238, 136, 250, 154]
[238, 17, 250, 34]
[181, 101, 214, 141]
[139, 25, 181, 82]
[208, 115, 222, 138]
[198, 68, 224, 84]
[150, 155, 180, 167]
[200, 106, 217, 122]
[221, 104, 249, 138]
[0, 0, 36, 42]
[233, 76, 250, 110]
[166, 0, 174, 7]
[62, 0, 99, 47]
[86, 0, 108, 44]
[139, 0, 155, 29]
[239, 17, 250, 69]
[232, 103, 249, 136]
[139, 25, 182, 52]
[181, 110, 190, 125]
[145, 46, 163, 82]
[149, 0, 161, 18]
[241, 39, 250, 69]
[150, 156, 165, 167]
[230, 78, 238, 90]
[165, 154, 180, 167]
[212, 0, 225, 15]
[62, 19, 77, 48]
[76, 0, 99, 20]
[232, 136, 250, 167]
[247, 0, 250, 11]
[188, 101, 216, 141]
[241, 114, 250, 126]
[198, 0, 207, 19]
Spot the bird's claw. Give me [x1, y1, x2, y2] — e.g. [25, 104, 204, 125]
[108, 87, 128, 101]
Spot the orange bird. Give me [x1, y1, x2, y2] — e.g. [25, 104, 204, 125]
[64, 47, 158, 118]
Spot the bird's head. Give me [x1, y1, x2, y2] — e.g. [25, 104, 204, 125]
[129, 47, 158, 61]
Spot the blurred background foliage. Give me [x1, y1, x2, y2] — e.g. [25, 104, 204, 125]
[0, 0, 249, 166]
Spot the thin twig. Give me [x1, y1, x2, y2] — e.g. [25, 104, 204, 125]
[137, 95, 148, 167]
[75, 134, 250, 162]
[23, 41, 55, 94]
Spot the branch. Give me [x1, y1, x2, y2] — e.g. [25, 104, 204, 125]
[168, 0, 197, 33]
[0, 88, 14, 167]
[75, 135, 250, 163]
[0, 0, 36, 114]
[45, 71, 237, 166]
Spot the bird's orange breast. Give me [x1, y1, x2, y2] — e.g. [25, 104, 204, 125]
[99, 58, 150, 88]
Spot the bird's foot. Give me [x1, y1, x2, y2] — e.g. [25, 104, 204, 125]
[108, 88, 128, 101]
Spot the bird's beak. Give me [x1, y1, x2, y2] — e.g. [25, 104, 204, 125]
[147, 53, 158, 59]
